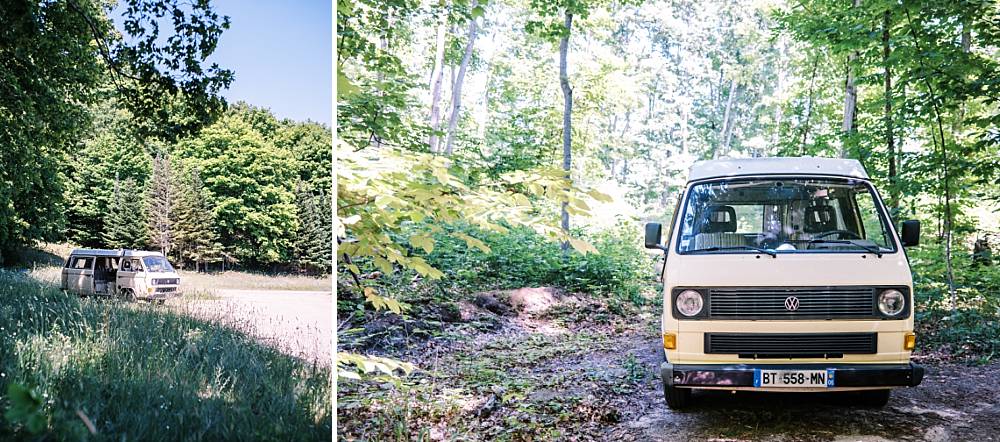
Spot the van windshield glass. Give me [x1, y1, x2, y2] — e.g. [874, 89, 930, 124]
[676, 178, 897, 254]
[142, 256, 175, 273]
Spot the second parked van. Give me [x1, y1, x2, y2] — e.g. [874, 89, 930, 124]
[62, 249, 182, 302]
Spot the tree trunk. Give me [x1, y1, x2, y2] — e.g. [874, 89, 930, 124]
[680, 105, 690, 155]
[841, 0, 861, 159]
[427, 13, 448, 153]
[800, 54, 820, 154]
[717, 78, 738, 158]
[904, 9, 955, 310]
[559, 10, 574, 253]
[444, 6, 479, 156]
[883, 11, 897, 214]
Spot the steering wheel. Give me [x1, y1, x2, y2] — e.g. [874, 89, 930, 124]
[813, 230, 862, 240]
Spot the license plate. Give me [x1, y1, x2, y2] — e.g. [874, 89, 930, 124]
[753, 369, 834, 388]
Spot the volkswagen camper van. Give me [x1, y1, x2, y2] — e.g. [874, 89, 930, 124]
[62, 249, 182, 302]
[645, 157, 923, 408]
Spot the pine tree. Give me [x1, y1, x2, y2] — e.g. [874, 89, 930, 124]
[173, 165, 221, 271]
[147, 152, 174, 256]
[102, 177, 149, 249]
[293, 184, 331, 274]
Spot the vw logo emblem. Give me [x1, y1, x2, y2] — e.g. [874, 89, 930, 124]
[784, 296, 800, 311]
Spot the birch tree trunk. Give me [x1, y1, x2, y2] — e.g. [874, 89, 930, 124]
[427, 14, 448, 153]
[800, 54, 819, 153]
[840, 0, 862, 159]
[444, 7, 479, 156]
[716, 78, 738, 158]
[559, 10, 574, 253]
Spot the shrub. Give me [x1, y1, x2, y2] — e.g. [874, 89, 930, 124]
[422, 221, 655, 304]
[909, 240, 1000, 361]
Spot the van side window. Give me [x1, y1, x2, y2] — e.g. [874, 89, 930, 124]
[855, 192, 890, 248]
[69, 257, 93, 270]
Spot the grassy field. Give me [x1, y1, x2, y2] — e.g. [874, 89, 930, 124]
[0, 270, 332, 440]
[12, 243, 331, 294]
[178, 270, 331, 293]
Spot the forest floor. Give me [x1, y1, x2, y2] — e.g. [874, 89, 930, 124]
[338, 287, 1000, 441]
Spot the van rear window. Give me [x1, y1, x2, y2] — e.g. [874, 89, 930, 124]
[68, 257, 93, 269]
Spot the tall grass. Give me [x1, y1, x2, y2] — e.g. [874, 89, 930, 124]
[0, 270, 331, 440]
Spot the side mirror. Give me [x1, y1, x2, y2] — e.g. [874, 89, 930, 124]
[901, 220, 920, 247]
[645, 222, 665, 250]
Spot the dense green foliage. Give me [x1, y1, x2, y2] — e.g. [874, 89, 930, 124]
[62, 102, 332, 271]
[910, 243, 1000, 361]
[336, 0, 1000, 319]
[422, 222, 652, 303]
[0, 0, 232, 264]
[0, 271, 331, 439]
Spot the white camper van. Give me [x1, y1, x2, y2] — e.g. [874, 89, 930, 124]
[62, 249, 182, 302]
[645, 157, 923, 409]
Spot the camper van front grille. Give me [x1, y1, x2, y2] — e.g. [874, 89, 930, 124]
[705, 333, 877, 358]
[707, 287, 876, 319]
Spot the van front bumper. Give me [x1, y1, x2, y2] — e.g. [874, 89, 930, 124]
[145, 288, 183, 300]
[661, 362, 924, 389]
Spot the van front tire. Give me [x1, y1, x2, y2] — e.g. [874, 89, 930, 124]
[663, 384, 691, 409]
[120, 289, 137, 302]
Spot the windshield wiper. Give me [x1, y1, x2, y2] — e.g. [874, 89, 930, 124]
[806, 239, 883, 258]
[688, 245, 777, 257]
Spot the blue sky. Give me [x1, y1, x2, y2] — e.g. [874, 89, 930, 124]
[208, 0, 332, 124]
[112, 0, 332, 124]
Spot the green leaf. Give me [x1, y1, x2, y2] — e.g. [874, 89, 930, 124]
[569, 238, 599, 255]
[373, 256, 393, 274]
[471, 6, 485, 18]
[409, 234, 435, 254]
[337, 62, 360, 98]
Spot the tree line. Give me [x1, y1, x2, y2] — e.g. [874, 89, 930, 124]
[67, 102, 332, 272]
[0, 0, 332, 273]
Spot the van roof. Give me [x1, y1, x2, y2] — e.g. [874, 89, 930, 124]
[69, 249, 165, 258]
[688, 157, 869, 182]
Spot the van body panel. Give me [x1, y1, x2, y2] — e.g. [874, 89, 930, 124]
[62, 249, 182, 301]
[64, 255, 95, 295]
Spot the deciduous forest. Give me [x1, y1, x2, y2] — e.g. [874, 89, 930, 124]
[337, 0, 1000, 439]
[2, 1, 333, 273]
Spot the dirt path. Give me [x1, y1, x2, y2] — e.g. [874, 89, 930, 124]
[340, 292, 1000, 441]
[598, 329, 1000, 441]
[177, 289, 332, 365]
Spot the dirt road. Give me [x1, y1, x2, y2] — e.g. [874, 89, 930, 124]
[605, 332, 1000, 441]
[179, 289, 331, 364]
[339, 290, 1000, 440]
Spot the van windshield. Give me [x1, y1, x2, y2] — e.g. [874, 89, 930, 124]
[676, 178, 897, 254]
[142, 256, 175, 273]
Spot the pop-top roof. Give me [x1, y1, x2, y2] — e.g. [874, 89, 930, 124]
[688, 157, 869, 181]
[69, 249, 165, 258]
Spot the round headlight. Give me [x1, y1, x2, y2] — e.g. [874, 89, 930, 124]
[676, 290, 704, 317]
[878, 289, 906, 316]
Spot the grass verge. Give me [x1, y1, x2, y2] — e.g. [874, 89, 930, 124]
[0, 270, 331, 440]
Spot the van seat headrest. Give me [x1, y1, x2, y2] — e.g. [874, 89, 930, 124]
[804, 205, 837, 233]
[701, 205, 737, 233]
